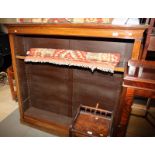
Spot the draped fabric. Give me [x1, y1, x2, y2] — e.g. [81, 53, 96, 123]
[25, 48, 120, 73]
[17, 18, 112, 24]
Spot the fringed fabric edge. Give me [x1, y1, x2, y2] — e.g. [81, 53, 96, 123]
[25, 57, 116, 73]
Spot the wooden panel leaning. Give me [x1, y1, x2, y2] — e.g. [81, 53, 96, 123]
[7, 66, 17, 101]
[117, 60, 155, 136]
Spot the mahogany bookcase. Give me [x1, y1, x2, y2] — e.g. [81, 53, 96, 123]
[6, 23, 147, 136]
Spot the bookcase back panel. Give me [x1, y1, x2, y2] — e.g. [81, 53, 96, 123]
[25, 63, 72, 117]
[14, 35, 126, 117]
[24, 36, 70, 51]
[70, 39, 133, 66]
[15, 35, 133, 68]
[14, 35, 70, 55]
[72, 68, 123, 116]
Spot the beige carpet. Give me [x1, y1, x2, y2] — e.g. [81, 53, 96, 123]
[0, 84, 18, 122]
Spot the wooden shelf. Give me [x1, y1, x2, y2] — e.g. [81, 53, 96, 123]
[24, 107, 72, 130]
[16, 55, 125, 72]
[16, 55, 25, 59]
[115, 67, 124, 72]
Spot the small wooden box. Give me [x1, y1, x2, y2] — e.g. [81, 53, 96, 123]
[70, 104, 113, 137]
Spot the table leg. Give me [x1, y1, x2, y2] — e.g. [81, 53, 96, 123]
[117, 87, 135, 136]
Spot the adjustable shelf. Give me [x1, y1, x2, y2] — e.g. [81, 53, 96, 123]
[16, 55, 25, 59]
[15, 55, 125, 72]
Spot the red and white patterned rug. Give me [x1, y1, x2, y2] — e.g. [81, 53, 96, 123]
[25, 48, 120, 73]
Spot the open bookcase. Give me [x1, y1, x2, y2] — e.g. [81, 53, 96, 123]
[7, 24, 147, 136]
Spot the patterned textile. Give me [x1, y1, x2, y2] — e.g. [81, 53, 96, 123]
[25, 48, 120, 73]
[17, 18, 69, 23]
[17, 18, 112, 24]
[66, 18, 112, 24]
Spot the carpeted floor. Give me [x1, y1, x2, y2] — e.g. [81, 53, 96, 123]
[0, 84, 18, 122]
[0, 108, 55, 137]
[127, 105, 155, 136]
